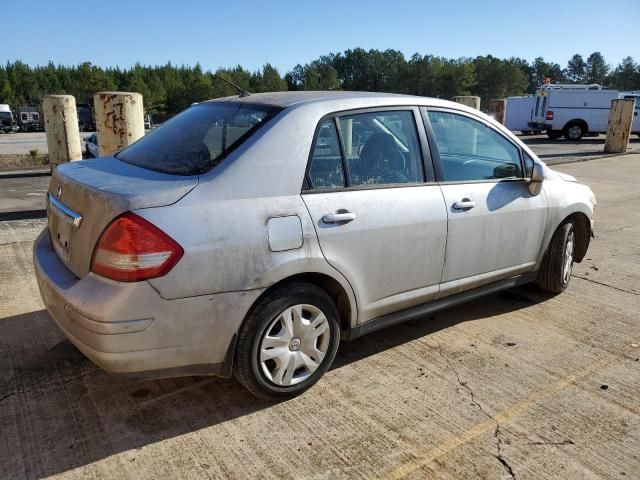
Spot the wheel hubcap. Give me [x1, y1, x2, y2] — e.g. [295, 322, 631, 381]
[568, 126, 582, 139]
[259, 304, 330, 387]
[563, 231, 574, 284]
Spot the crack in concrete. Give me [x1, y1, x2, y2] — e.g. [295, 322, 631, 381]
[525, 440, 574, 446]
[0, 239, 35, 247]
[572, 274, 639, 296]
[0, 370, 96, 404]
[495, 425, 516, 480]
[599, 225, 631, 234]
[435, 342, 516, 479]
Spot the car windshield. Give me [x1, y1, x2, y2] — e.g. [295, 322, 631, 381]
[116, 102, 281, 175]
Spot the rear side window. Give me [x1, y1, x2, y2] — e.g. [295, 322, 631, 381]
[339, 111, 424, 186]
[306, 110, 424, 190]
[307, 120, 345, 189]
[117, 102, 281, 175]
[428, 111, 522, 181]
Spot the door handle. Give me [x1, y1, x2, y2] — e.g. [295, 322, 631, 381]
[452, 198, 476, 210]
[322, 211, 357, 223]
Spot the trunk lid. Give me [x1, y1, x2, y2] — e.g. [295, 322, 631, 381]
[47, 156, 198, 278]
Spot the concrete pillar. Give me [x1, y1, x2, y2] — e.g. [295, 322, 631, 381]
[604, 98, 636, 153]
[94, 92, 144, 156]
[42, 95, 83, 170]
[452, 96, 481, 110]
[489, 99, 506, 124]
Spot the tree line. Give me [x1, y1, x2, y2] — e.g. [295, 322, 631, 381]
[1, 50, 639, 115]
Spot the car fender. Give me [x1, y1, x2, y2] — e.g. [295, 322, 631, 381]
[140, 193, 359, 326]
[535, 179, 595, 269]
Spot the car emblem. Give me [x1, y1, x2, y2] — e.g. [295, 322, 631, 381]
[56, 185, 62, 198]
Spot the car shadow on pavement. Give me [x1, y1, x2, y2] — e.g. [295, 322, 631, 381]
[332, 284, 554, 370]
[0, 284, 553, 479]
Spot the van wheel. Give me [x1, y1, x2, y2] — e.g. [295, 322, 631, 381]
[538, 221, 575, 294]
[547, 130, 562, 140]
[564, 123, 585, 140]
[234, 282, 340, 400]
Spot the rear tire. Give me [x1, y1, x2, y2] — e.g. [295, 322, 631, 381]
[563, 122, 585, 140]
[234, 282, 340, 400]
[538, 221, 575, 294]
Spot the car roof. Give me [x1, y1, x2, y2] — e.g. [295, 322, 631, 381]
[203, 90, 469, 112]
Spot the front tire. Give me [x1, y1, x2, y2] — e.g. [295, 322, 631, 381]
[538, 221, 575, 294]
[547, 130, 562, 140]
[234, 283, 340, 400]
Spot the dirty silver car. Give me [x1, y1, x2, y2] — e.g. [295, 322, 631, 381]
[34, 92, 596, 399]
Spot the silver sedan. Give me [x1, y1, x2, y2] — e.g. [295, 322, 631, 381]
[34, 91, 596, 399]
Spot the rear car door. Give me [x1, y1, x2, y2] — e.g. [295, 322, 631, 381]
[302, 108, 448, 324]
[423, 108, 548, 295]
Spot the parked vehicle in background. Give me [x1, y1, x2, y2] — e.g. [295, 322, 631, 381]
[17, 106, 44, 132]
[84, 133, 99, 158]
[0, 104, 18, 133]
[504, 96, 541, 134]
[529, 84, 623, 140]
[34, 91, 596, 400]
[619, 92, 640, 135]
[77, 103, 96, 132]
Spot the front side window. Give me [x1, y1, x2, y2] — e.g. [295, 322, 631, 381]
[117, 102, 281, 175]
[339, 110, 424, 186]
[428, 111, 522, 182]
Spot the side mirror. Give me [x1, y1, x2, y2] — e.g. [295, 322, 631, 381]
[528, 161, 544, 196]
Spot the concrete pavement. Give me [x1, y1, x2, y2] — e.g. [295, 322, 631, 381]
[0, 155, 639, 479]
[0, 132, 94, 155]
[521, 134, 640, 165]
[0, 176, 50, 214]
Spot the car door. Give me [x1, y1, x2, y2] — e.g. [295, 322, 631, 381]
[302, 108, 448, 324]
[423, 108, 548, 295]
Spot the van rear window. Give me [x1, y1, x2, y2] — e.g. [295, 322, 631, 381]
[117, 102, 281, 175]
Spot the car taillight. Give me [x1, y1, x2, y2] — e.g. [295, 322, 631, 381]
[91, 212, 183, 282]
[546, 110, 554, 120]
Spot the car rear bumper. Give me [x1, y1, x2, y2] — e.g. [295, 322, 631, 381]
[33, 229, 264, 379]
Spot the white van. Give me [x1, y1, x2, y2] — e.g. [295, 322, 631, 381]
[619, 93, 640, 135]
[0, 104, 16, 133]
[529, 84, 620, 140]
[504, 96, 540, 134]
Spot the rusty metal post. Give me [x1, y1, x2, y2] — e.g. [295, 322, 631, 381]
[94, 92, 145, 156]
[42, 95, 83, 170]
[452, 96, 481, 110]
[488, 99, 506, 124]
[604, 98, 636, 153]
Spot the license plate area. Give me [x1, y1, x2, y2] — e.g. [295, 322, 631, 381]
[49, 212, 72, 262]
[46, 193, 82, 264]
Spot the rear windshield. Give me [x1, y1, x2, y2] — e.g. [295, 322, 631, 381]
[117, 102, 281, 175]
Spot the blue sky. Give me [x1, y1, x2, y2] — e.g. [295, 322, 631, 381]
[3, 0, 638, 73]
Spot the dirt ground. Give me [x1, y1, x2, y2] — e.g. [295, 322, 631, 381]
[0, 154, 48, 171]
[0, 155, 638, 479]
